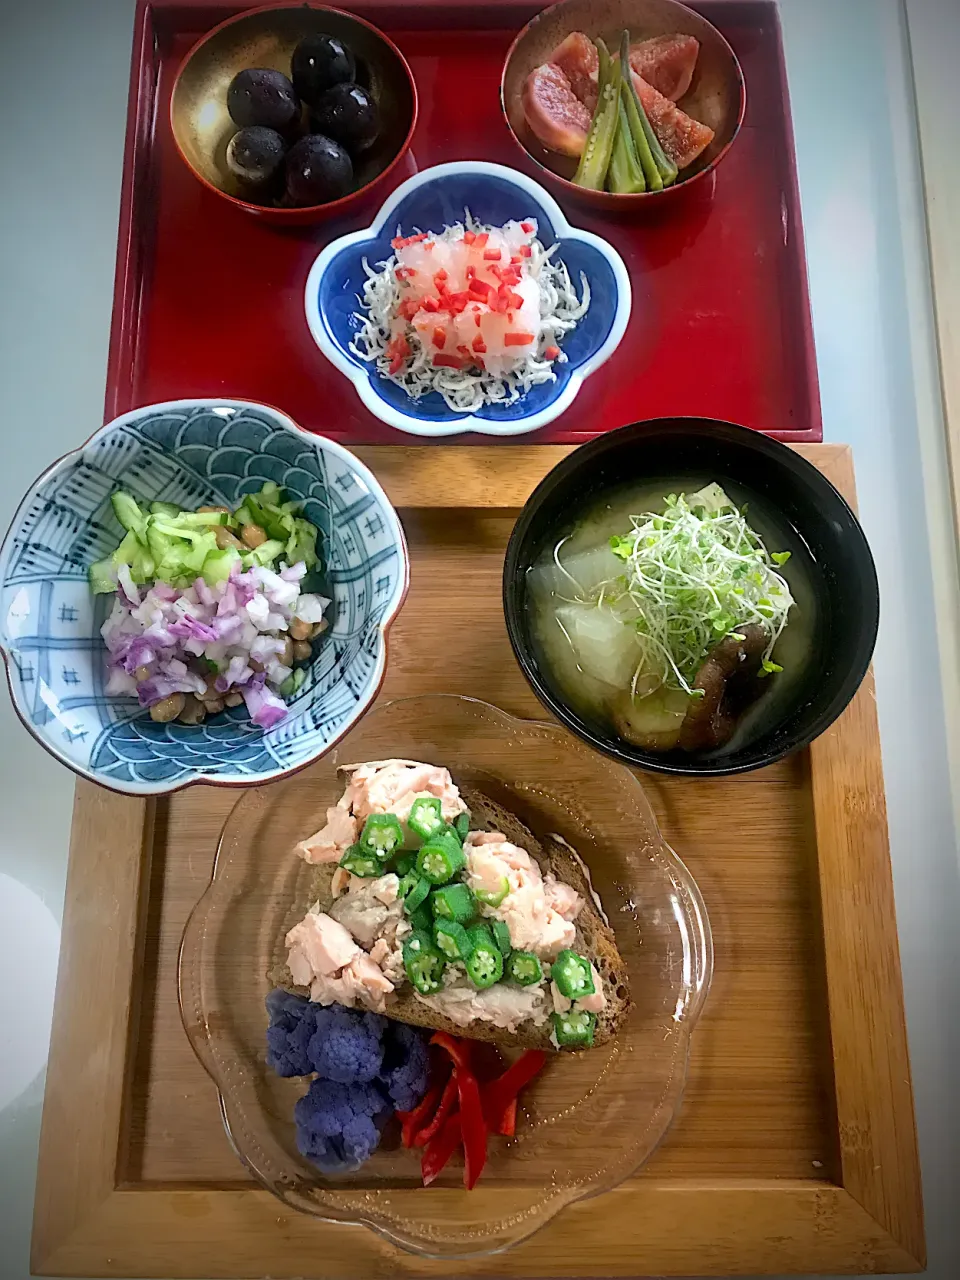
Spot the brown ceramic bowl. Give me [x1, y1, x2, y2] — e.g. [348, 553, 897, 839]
[501, 0, 745, 211]
[171, 3, 417, 223]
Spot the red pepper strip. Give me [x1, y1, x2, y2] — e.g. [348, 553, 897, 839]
[518, 244, 532, 258]
[482, 1050, 547, 1128]
[544, 344, 561, 360]
[456, 1065, 488, 1190]
[498, 1096, 518, 1138]
[474, 310, 482, 327]
[430, 1031, 472, 1072]
[397, 1083, 442, 1148]
[432, 326, 446, 350]
[421, 295, 439, 313]
[520, 221, 534, 233]
[392, 232, 428, 249]
[433, 353, 466, 369]
[504, 332, 534, 346]
[414, 1072, 459, 1147]
[421, 1113, 462, 1186]
[472, 232, 489, 249]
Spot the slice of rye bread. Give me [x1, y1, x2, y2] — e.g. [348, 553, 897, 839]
[269, 784, 632, 1050]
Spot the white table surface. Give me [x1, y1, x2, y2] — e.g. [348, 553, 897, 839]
[1, 1, 958, 1278]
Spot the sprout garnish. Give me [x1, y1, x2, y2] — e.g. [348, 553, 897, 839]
[595, 485, 795, 697]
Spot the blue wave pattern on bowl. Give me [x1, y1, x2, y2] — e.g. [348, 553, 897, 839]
[0, 403, 405, 792]
[306, 162, 630, 436]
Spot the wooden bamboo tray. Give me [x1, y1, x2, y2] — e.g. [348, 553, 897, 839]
[32, 445, 924, 1278]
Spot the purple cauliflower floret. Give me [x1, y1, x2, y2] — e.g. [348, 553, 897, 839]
[266, 988, 309, 1028]
[308, 1004, 384, 1084]
[378, 1021, 430, 1111]
[265, 989, 317, 1076]
[294, 1078, 392, 1173]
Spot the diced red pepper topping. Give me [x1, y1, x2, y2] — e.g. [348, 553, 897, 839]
[472, 232, 489, 249]
[472, 334, 487, 354]
[433, 353, 466, 369]
[483, 248, 501, 261]
[473, 354, 485, 370]
[544, 344, 561, 360]
[518, 244, 532, 258]
[468, 278, 494, 303]
[446, 290, 470, 315]
[385, 333, 411, 375]
[397, 298, 420, 321]
[465, 265, 476, 279]
[504, 332, 534, 346]
[394, 266, 418, 281]
[507, 290, 524, 309]
[520, 221, 534, 233]
[473, 310, 482, 327]
[462, 230, 476, 246]
[510, 254, 522, 265]
[433, 269, 448, 287]
[422, 295, 439, 313]
[391, 232, 428, 250]
[432, 326, 447, 349]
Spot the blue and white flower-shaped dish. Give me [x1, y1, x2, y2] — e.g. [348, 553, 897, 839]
[0, 399, 408, 796]
[305, 160, 631, 438]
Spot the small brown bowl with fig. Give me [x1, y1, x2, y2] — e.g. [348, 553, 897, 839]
[501, 0, 745, 211]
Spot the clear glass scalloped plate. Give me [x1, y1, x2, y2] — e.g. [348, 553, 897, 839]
[178, 694, 713, 1258]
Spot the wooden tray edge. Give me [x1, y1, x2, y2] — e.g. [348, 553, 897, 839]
[31, 444, 924, 1277]
[34, 1183, 921, 1278]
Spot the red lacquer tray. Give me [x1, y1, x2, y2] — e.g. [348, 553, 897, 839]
[108, 0, 821, 443]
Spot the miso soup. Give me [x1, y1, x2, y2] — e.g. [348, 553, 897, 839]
[526, 478, 818, 756]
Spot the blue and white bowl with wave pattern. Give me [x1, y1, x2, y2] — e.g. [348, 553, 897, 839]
[305, 161, 631, 438]
[0, 399, 408, 796]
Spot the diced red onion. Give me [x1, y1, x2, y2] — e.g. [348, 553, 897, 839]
[101, 559, 328, 725]
[117, 564, 141, 607]
[294, 593, 329, 624]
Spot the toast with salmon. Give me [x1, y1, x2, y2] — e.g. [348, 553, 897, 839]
[270, 780, 632, 1051]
